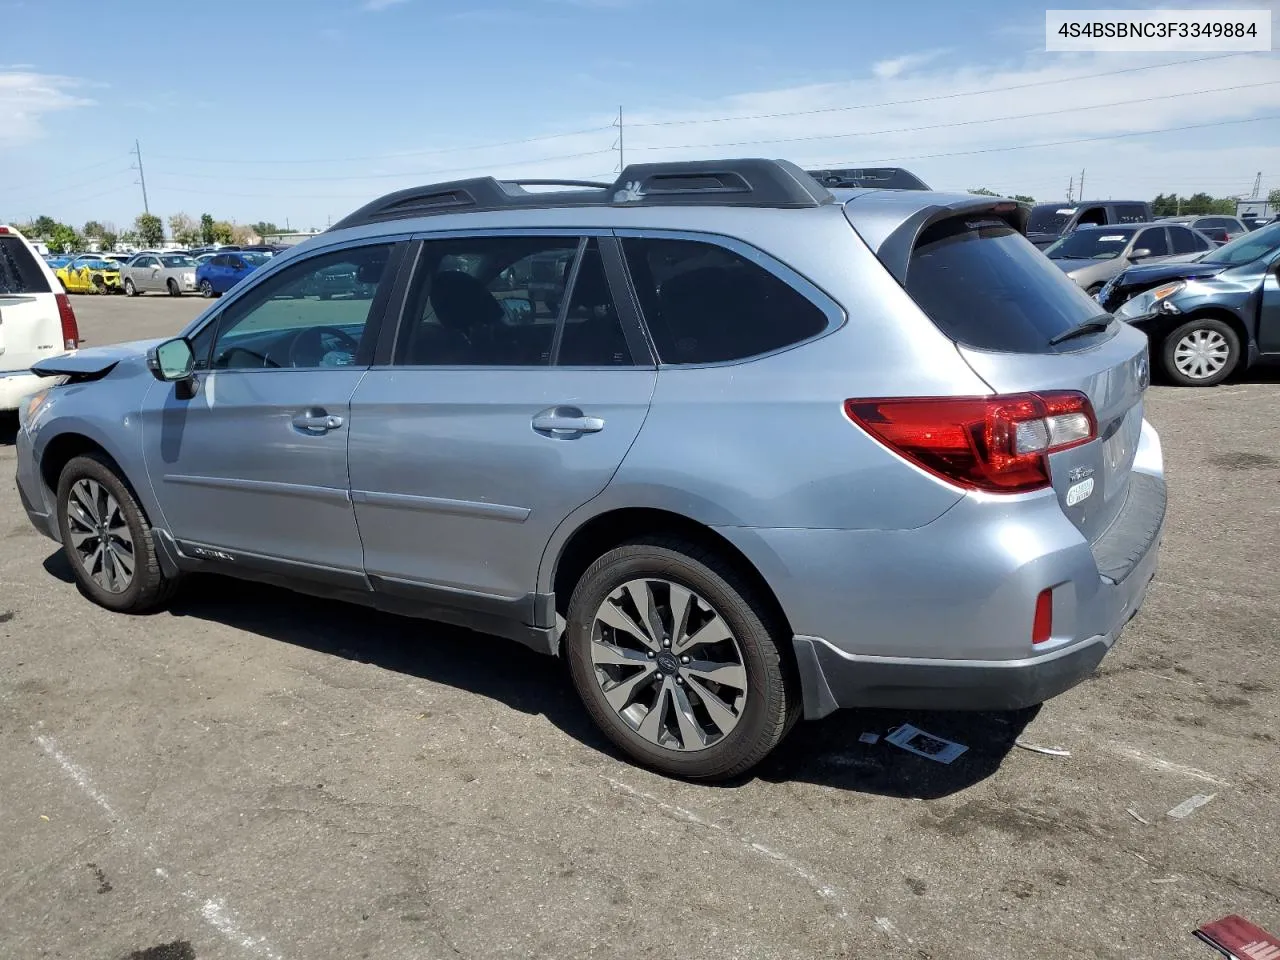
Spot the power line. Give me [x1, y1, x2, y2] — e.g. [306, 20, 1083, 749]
[797, 114, 1280, 167]
[627, 53, 1249, 128]
[633, 79, 1280, 152]
[147, 126, 614, 166]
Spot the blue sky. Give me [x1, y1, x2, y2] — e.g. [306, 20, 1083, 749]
[2, 0, 1279, 233]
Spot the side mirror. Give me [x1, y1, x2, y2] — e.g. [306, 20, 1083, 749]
[1129, 248, 1152, 261]
[147, 337, 195, 383]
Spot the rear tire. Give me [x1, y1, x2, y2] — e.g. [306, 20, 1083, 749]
[200, 279, 215, 298]
[55, 454, 180, 613]
[565, 537, 798, 781]
[1160, 316, 1240, 387]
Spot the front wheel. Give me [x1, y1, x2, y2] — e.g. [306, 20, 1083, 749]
[124, 278, 138, 297]
[1086, 283, 1105, 296]
[565, 538, 798, 780]
[55, 453, 180, 613]
[166, 278, 181, 297]
[199, 279, 215, 298]
[1160, 317, 1241, 387]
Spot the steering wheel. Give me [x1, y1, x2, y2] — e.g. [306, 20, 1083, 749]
[286, 325, 361, 368]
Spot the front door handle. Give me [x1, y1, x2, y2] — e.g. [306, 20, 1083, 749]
[292, 411, 344, 432]
[532, 406, 605, 437]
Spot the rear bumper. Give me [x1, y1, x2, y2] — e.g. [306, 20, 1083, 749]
[717, 419, 1166, 719]
[0, 371, 45, 411]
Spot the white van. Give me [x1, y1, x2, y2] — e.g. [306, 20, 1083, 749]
[0, 225, 80, 411]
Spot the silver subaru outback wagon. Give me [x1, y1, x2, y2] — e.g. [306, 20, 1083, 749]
[16, 160, 1165, 780]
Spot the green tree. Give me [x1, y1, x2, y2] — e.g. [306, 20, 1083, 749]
[82, 220, 104, 238]
[119, 229, 140, 248]
[1152, 193, 1179, 217]
[250, 220, 279, 240]
[31, 215, 59, 238]
[1012, 194, 1035, 204]
[99, 230, 118, 252]
[168, 212, 201, 246]
[200, 213, 216, 245]
[211, 220, 235, 245]
[135, 213, 164, 248]
[968, 187, 998, 196]
[47, 224, 82, 254]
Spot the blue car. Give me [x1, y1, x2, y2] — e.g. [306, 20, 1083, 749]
[195, 251, 271, 298]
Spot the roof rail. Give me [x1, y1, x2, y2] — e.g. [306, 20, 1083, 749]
[328, 158, 835, 231]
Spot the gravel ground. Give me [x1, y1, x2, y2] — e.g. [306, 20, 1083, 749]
[1, 295, 1277, 960]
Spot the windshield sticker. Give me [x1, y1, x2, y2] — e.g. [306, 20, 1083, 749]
[1057, 208, 1078, 215]
[1098, 235, 1126, 242]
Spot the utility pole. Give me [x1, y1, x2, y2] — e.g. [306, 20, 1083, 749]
[1078, 168, 1086, 200]
[1067, 176, 1074, 204]
[1252, 171, 1262, 199]
[614, 105, 624, 172]
[132, 139, 150, 214]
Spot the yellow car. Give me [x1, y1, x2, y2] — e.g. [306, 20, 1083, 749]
[56, 254, 123, 294]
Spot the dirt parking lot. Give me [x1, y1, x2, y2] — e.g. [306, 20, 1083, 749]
[2, 295, 1278, 960]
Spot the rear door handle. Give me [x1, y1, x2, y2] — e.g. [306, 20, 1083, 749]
[532, 406, 605, 436]
[292, 412, 344, 432]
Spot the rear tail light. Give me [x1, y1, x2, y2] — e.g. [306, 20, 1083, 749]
[55, 293, 80, 350]
[1032, 588, 1053, 644]
[844, 391, 1096, 493]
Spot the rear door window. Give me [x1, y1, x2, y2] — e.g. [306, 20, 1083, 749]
[621, 237, 829, 364]
[0, 236, 51, 294]
[1135, 227, 1169, 257]
[1114, 204, 1149, 224]
[905, 217, 1110, 354]
[1169, 226, 1208, 254]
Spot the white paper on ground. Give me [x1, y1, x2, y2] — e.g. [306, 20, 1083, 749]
[885, 724, 968, 764]
[1167, 793, 1216, 819]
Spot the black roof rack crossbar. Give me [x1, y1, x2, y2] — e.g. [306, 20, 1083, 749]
[328, 158, 836, 231]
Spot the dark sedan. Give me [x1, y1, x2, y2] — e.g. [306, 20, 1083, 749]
[1100, 222, 1280, 386]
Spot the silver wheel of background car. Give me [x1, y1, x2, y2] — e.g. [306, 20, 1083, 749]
[200, 279, 214, 298]
[124, 278, 136, 296]
[590, 578, 748, 752]
[1173, 329, 1230, 381]
[65, 478, 135, 594]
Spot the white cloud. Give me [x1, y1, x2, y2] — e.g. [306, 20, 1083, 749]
[0, 71, 92, 148]
[361, 0, 409, 10]
[872, 50, 945, 80]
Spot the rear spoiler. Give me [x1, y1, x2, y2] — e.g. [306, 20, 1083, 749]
[844, 194, 1030, 285]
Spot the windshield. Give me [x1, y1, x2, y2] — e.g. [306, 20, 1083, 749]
[241, 252, 270, 265]
[1027, 204, 1076, 235]
[161, 255, 197, 267]
[1201, 221, 1280, 267]
[1044, 228, 1135, 260]
[75, 259, 117, 270]
[906, 217, 1110, 354]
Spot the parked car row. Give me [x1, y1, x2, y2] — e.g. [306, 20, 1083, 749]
[40, 244, 285, 297]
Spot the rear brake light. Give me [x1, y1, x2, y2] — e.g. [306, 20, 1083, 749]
[844, 391, 1097, 493]
[1032, 589, 1053, 644]
[55, 293, 80, 350]
[0, 226, 9, 234]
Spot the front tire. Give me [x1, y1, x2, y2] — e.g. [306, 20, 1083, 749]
[166, 278, 181, 297]
[56, 454, 179, 613]
[1160, 317, 1240, 387]
[565, 538, 798, 781]
[124, 278, 138, 297]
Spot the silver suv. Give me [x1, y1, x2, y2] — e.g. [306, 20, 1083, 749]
[15, 160, 1166, 780]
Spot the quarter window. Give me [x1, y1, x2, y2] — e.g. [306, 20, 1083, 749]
[621, 237, 829, 364]
[207, 244, 392, 370]
[0, 237, 51, 294]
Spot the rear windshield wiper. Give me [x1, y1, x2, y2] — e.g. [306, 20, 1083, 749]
[1048, 315, 1114, 346]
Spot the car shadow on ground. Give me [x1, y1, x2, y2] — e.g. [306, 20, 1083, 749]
[0, 412, 16, 446]
[42, 554, 1032, 798]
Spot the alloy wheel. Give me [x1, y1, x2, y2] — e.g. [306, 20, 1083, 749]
[590, 578, 748, 752]
[1173, 329, 1230, 380]
[65, 478, 135, 594]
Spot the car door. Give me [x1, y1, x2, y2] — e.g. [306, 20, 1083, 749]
[1259, 252, 1280, 355]
[140, 255, 161, 291]
[140, 239, 403, 583]
[225, 256, 249, 293]
[347, 233, 656, 623]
